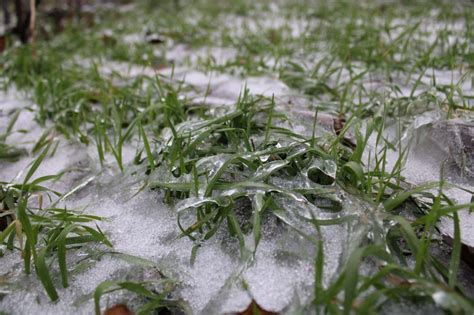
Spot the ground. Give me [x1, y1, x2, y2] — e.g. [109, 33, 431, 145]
[0, 0, 474, 314]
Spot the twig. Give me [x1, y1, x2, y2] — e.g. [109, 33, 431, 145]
[29, 0, 36, 42]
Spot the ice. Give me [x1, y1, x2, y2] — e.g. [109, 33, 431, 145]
[164, 44, 237, 67]
[381, 299, 445, 315]
[0, 66, 464, 315]
[3, 3, 473, 313]
[168, 68, 233, 90]
[241, 238, 314, 312]
[370, 112, 474, 260]
[408, 119, 474, 181]
[0, 246, 130, 315]
[93, 59, 294, 111]
[2, 158, 358, 314]
[441, 210, 474, 248]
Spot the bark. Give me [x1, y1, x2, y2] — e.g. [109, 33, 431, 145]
[2, 0, 10, 26]
[13, 0, 41, 43]
[28, 0, 35, 42]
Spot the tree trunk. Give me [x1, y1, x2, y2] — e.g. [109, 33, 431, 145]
[28, 0, 35, 42]
[2, 0, 10, 26]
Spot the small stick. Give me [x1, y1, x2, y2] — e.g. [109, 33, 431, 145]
[29, 0, 36, 42]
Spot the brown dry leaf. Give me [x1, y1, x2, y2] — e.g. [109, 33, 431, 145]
[104, 304, 134, 315]
[386, 273, 411, 286]
[237, 300, 278, 315]
[333, 115, 346, 136]
[333, 114, 356, 148]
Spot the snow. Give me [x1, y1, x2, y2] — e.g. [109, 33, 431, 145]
[2, 61, 472, 313]
[0, 89, 330, 314]
[363, 105, 474, 250]
[1, 2, 474, 313]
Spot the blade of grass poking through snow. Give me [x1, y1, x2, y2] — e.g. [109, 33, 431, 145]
[94, 279, 175, 315]
[0, 220, 16, 244]
[94, 281, 120, 315]
[449, 211, 461, 288]
[251, 192, 265, 252]
[341, 161, 365, 188]
[23, 142, 52, 186]
[383, 182, 440, 212]
[112, 119, 137, 171]
[264, 94, 275, 145]
[415, 194, 440, 275]
[342, 246, 364, 315]
[310, 107, 319, 149]
[36, 246, 59, 301]
[329, 114, 354, 154]
[94, 119, 105, 167]
[51, 175, 96, 207]
[390, 215, 420, 258]
[342, 245, 396, 314]
[31, 129, 53, 154]
[228, 210, 247, 259]
[0, 109, 21, 141]
[139, 120, 155, 171]
[56, 224, 77, 288]
[192, 164, 199, 197]
[16, 198, 35, 273]
[470, 194, 474, 213]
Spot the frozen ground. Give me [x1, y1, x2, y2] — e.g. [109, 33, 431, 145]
[2, 68, 473, 314]
[1, 0, 474, 314]
[0, 59, 355, 312]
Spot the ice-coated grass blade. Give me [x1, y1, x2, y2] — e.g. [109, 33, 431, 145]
[23, 142, 52, 186]
[139, 121, 155, 171]
[36, 247, 59, 301]
[448, 211, 461, 288]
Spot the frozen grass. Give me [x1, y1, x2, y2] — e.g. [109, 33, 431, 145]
[1, 0, 474, 314]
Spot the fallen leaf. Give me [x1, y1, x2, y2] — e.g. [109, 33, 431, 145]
[333, 114, 346, 136]
[237, 300, 277, 315]
[333, 114, 356, 148]
[104, 304, 134, 315]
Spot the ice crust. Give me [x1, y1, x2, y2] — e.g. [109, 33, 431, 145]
[0, 86, 329, 314]
[1, 4, 474, 314]
[2, 62, 473, 315]
[1, 82, 361, 314]
[365, 109, 474, 251]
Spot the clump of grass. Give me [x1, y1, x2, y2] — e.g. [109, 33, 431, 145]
[0, 142, 27, 162]
[0, 144, 111, 301]
[94, 278, 177, 315]
[308, 113, 474, 313]
[1, 0, 473, 313]
[146, 88, 474, 312]
[0, 108, 26, 161]
[146, 90, 356, 263]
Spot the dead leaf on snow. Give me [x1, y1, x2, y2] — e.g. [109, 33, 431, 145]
[104, 304, 134, 315]
[237, 300, 278, 315]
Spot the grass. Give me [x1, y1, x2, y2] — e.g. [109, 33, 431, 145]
[1, 0, 474, 313]
[0, 144, 111, 301]
[93, 278, 176, 315]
